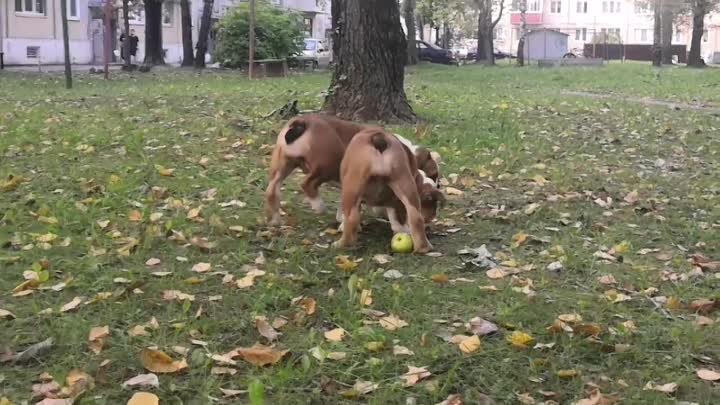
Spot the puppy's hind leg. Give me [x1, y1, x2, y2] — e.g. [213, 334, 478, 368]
[264, 150, 296, 225]
[388, 178, 432, 253]
[302, 172, 330, 214]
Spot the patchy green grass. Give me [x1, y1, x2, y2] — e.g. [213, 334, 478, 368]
[1, 64, 719, 405]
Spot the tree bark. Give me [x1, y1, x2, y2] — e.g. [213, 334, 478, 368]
[417, 14, 424, 40]
[484, 27, 494, 63]
[517, 1, 527, 66]
[688, 2, 706, 67]
[181, 0, 194, 66]
[475, 11, 487, 61]
[248, 0, 256, 77]
[323, 0, 415, 122]
[404, 0, 418, 65]
[652, 4, 662, 66]
[442, 23, 451, 48]
[661, 5, 674, 64]
[195, 0, 214, 68]
[144, 0, 165, 66]
[122, 0, 131, 69]
[60, 0, 72, 88]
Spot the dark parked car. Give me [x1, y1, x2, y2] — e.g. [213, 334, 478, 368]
[417, 40, 456, 64]
[465, 50, 516, 60]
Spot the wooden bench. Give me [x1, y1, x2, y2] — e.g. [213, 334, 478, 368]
[251, 59, 288, 78]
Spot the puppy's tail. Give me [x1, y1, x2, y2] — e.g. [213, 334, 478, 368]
[370, 132, 388, 153]
[284, 120, 307, 144]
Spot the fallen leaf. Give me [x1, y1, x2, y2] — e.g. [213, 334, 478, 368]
[32, 380, 61, 399]
[695, 316, 715, 327]
[393, 345, 414, 356]
[353, 380, 379, 395]
[604, 289, 631, 303]
[435, 394, 464, 405]
[88, 326, 109, 355]
[458, 335, 481, 354]
[324, 328, 347, 342]
[360, 289, 372, 306]
[383, 269, 404, 279]
[128, 210, 143, 222]
[128, 325, 149, 337]
[517, 392, 535, 404]
[573, 323, 603, 337]
[445, 187, 464, 196]
[64, 369, 94, 397]
[0, 309, 16, 319]
[162, 290, 195, 302]
[379, 315, 409, 331]
[696, 369, 720, 381]
[60, 297, 83, 313]
[35, 399, 72, 405]
[469, 317, 498, 336]
[373, 254, 392, 264]
[294, 297, 316, 315]
[401, 365, 432, 386]
[532, 174, 547, 186]
[211, 367, 238, 376]
[255, 318, 280, 342]
[127, 392, 159, 405]
[335, 255, 359, 272]
[486, 267, 508, 279]
[558, 313, 583, 323]
[512, 231, 528, 248]
[557, 369, 580, 379]
[624, 190, 640, 205]
[507, 331, 534, 349]
[154, 165, 175, 176]
[219, 388, 247, 398]
[145, 258, 161, 267]
[122, 373, 159, 388]
[643, 381, 678, 394]
[234, 344, 288, 367]
[690, 299, 717, 314]
[327, 351, 347, 360]
[140, 348, 188, 374]
[597, 274, 617, 285]
[524, 203, 540, 215]
[191, 262, 212, 273]
[431, 273, 450, 284]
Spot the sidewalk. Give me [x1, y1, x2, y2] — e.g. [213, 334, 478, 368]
[1, 64, 124, 73]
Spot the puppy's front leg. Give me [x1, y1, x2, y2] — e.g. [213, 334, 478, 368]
[386, 207, 411, 234]
[389, 179, 432, 253]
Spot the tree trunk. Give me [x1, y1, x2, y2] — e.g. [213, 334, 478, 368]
[417, 14, 424, 40]
[323, 0, 415, 122]
[60, 0, 72, 88]
[661, 5, 674, 64]
[475, 11, 487, 61]
[195, 0, 214, 68]
[442, 23, 451, 48]
[144, 0, 165, 65]
[122, 0, 131, 69]
[688, 3, 706, 67]
[484, 27, 495, 64]
[248, 0, 256, 77]
[404, 0, 418, 65]
[517, 5, 527, 66]
[181, 0, 194, 66]
[652, 4, 662, 66]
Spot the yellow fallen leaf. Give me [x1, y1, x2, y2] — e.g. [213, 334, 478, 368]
[666, 296, 682, 310]
[36, 233, 58, 243]
[294, 296, 316, 315]
[335, 255, 359, 272]
[0, 175, 26, 192]
[38, 216, 59, 225]
[154, 165, 175, 176]
[643, 381, 678, 394]
[191, 262, 212, 273]
[140, 348, 188, 373]
[88, 325, 110, 355]
[445, 187, 464, 196]
[507, 331, 534, 349]
[162, 290, 195, 302]
[458, 335, 481, 354]
[60, 297, 83, 313]
[401, 365, 432, 386]
[512, 232, 528, 248]
[486, 267, 508, 279]
[557, 313, 582, 323]
[186, 207, 202, 220]
[611, 241, 630, 255]
[0, 309, 16, 319]
[360, 289, 373, 306]
[127, 392, 159, 405]
[128, 210, 143, 222]
[64, 369, 94, 397]
[532, 174, 547, 186]
[697, 368, 720, 381]
[431, 273, 449, 284]
[128, 325, 150, 337]
[234, 343, 288, 367]
[96, 219, 110, 229]
[557, 369, 580, 379]
[324, 327, 347, 342]
[379, 315, 409, 331]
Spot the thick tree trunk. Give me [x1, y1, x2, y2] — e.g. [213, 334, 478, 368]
[652, 5, 662, 66]
[661, 6, 674, 64]
[404, 0, 418, 65]
[688, 5, 706, 67]
[181, 0, 195, 67]
[60, 0, 72, 88]
[122, 0, 131, 69]
[442, 23, 451, 48]
[323, 0, 415, 122]
[195, 0, 214, 68]
[517, 7, 526, 66]
[144, 0, 165, 65]
[484, 28, 495, 64]
[475, 12, 487, 61]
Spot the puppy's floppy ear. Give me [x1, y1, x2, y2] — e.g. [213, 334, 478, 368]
[431, 188, 446, 208]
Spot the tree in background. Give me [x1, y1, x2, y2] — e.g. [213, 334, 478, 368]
[122, 0, 131, 70]
[215, 3, 304, 68]
[143, 0, 165, 66]
[516, 0, 527, 66]
[404, 0, 419, 65]
[61, 0, 72, 88]
[181, 0, 194, 66]
[474, 0, 504, 64]
[323, 0, 415, 122]
[195, 0, 215, 68]
[688, 0, 718, 67]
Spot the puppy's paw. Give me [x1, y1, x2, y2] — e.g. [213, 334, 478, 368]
[337, 221, 345, 233]
[267, 213, 282, 226]
[306, 197, 326, 214]
[414, 242, 433, 254]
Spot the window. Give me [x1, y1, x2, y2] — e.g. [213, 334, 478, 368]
[495, 27, 505, 40]
[703, 29, 708, 42]
[551, 0, 561, 13]
[303, 17, 313, 37]
[528, 0, 540, 12]
[162, 2, 172, 25]
[26, 46, 40, 58]
[603, 1, 620, 12]
[128, 0, 144, 24]
[15, 0, 45, 14]
[634, 1, 649, 13]
[640, 29, 647, 42]
[576, 1, 587, 13]
[575, 28, 587, 41]
[68, 0, 78, 18]
[674, 30, 683, 43]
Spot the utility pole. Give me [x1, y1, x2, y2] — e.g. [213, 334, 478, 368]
[248, 0, 256, 79]
[104, 0, 112, 79]
[60, 0, 72, 88]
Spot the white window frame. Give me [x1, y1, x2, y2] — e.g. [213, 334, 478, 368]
[67, 0, 80, 20]
[162, 2, 173, 26]
[14, 0, 47, 16]
[640, 29, 647, 42]
[576, 1, 587, 13]
[528, 0, 541, 12]
[550, 0, 561, 13]
[602, 1, 607, 12]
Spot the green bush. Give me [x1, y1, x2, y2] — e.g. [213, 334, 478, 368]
[215, 1, 305, 68]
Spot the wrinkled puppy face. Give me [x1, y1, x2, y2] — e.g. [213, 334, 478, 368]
[419, 182, 445, 224]
[415, 148, 440, 183]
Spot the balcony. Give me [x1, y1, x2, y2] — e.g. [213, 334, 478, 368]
[510, 12, 543, 25]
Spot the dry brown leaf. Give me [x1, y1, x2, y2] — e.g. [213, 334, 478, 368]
[122, 373, 159, 389]
[140, 348, 188, 374]
[219, 388, 247, 398]
[512, 231, 528, 248]
[695, 316, 715, 327]
[128, 325, 149, 337]
[401, 365, 432, 386]
[145, 258, 162, 267]
[35, 399, 72, 405]
[558, 313, 583, 323]
[445, 187, 464, 196]
[486, 267, 508, 279]
[64, 369, 93, 398]
[517, 392, 535, 404]
[191, 262, 212, 273]
[643, 381, 678, 394]
[234, 344, 288, 367]
[597, 274, 617, 285]
[690, 299, 717, 314]
[379, 315, 409, 331]
[88, 326, 109, 355]
[696, 369, 720, 381]
[573, 323, 603, 337]
[324, 328, 347, 342]
[60, 297, 83, 313]
[294, 297, 317, 315]
[431, 273, 450, 284]
[0, 309, 16, 319]
[393, 345, 414, 356]
[162, 290, 195, 302]
[469, 317, 498, 336]
[127, 392, 159, 405]
[623, 190, 640, 205]
[372, 254, 392, 264]
[458, 335, 481, 354]
[435, 394, 464, 405]
[128, 210, 143, 222]
[360, 289, 373, 306]
[255, 318, 280, 342]
[211, 367, 238, 376]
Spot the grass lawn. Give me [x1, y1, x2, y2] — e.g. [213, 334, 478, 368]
[1, 63, 719, 405]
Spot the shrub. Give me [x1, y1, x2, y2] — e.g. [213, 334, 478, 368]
[215, 1, 305, 68]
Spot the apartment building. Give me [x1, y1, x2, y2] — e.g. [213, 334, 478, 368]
[0, 0, 330, 66]
[494, 0, 720, 62]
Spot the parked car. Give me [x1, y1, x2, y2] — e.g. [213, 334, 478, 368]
[465, 50, 516, 60]
[417, 40, 456, 64]
[297, 38, 332, 69]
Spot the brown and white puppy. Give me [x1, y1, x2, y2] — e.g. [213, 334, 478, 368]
[336, 128, 437, 253]
[264, 114, 366, 225]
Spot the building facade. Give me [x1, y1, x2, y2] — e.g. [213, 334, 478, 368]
[494, 0, 720, 62]
[0, 0, 330, 66]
